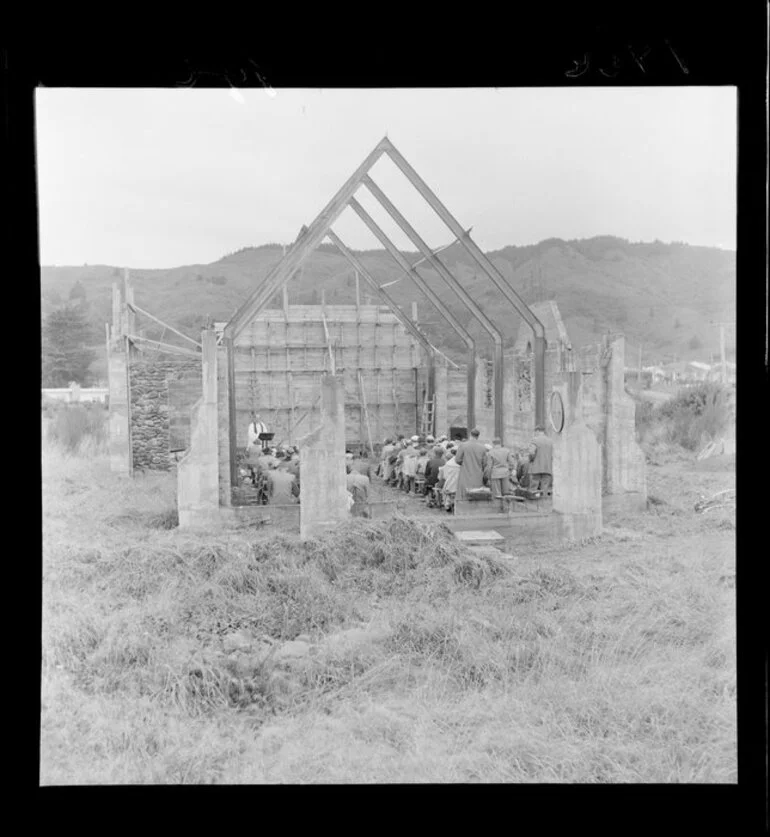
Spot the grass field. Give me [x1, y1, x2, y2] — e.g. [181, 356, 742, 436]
[40, 436, 736, 784]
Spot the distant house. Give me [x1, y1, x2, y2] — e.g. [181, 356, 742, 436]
[687, 361, 712, 381]
[646, 366, 667, 384]
[42, 382, 109, 404]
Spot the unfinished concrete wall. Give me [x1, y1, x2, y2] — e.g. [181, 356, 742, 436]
[433, 356, 450, 439]
[446, 366, 468, 435]
[551, 419, 603, 539]
[223, 304, 423, 448]
[177, 330, 220, 529]
[129, 359, 201, 470]
[299, 375, 348, 540]
[473, 358, 495, 440]
[107, 347, 131, 475]
[217, 342, 232, 508]
[603, 335, 647, 511]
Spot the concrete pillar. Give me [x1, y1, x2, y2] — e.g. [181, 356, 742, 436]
[604, 335, 647, 512]
[107, 342, 131, 474]
[178, 329, 220, 528]
[553, 420, 602, 523]
[217, 342, 232, 507]
[300, 374, 348, 540]
[503, 349, 518, 447]
[107, 282, 132, 474]
[433, 354, 449, 439]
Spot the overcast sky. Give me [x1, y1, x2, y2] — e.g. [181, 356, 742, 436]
[36, 87, 736, 268]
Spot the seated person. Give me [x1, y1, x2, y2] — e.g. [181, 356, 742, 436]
[439, 448, 460, 512]
[266, 461, 296, 504]
[424, 446, 445, 506]
[346, 463, 370, 518]
[380, 438, 396, 481]
[414, 447, 430, 494]
[402, 439, 420, 493]
[350, 452, 373, 480]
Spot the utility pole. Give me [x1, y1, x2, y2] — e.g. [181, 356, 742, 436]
[710, 320, 735, 384]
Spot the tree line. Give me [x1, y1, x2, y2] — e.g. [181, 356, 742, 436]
[41, 280, 95, 387]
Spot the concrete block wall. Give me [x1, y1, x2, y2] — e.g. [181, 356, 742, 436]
[177, 331, 221, 529]
[129, 359, 201, 471]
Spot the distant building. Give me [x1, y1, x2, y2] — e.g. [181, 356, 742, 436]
[687, 361, 712, 381]
[42, 382, 109, 404]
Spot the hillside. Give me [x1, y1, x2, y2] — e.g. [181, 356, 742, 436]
[41, 236, 736, 379]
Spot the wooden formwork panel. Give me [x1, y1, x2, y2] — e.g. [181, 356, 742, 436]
[235, 323, 412, 350]
[240, 305, 401, 324]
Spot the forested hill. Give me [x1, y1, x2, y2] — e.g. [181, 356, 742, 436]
[41, 235, 735, 371]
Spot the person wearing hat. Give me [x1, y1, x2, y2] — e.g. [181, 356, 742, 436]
[414, 446, 430, 495]
[394, 439, 409, 488]
[402, 437, 420, 493]
[438, 446, 460, 512]
[528, 425, 554, 495]
[266, 458, 297, 505]
[346, 462, 371, 518]
[484, 436, 516, 499]
[380, 437, 396, 481]
[424, 445, 446, 507]
[454, 427, 487, 500]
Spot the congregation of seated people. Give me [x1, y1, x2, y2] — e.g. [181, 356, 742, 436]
[377, 425, 553, 513]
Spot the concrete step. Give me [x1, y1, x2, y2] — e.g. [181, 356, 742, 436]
[454, 529, 505, 548]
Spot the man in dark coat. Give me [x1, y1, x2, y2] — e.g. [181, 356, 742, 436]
[424, 445, 445, 506]
[528, 425, 554, 495]
[454, 427, 487, 500]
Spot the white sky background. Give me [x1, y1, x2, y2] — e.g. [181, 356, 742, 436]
[36, 87, 736, 268]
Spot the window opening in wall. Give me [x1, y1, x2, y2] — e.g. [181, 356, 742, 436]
[485, 359, 493, 408]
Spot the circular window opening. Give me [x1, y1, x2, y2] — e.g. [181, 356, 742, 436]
[549, 391, 565, 434]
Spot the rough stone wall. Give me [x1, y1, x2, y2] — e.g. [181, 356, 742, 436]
[129, 359, 201, 471]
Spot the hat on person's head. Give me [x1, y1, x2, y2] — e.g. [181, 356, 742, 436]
[484, 443, 492, 450]
[411, 435, 419, 442]
[345, 452, 354, 460]
[426, 435, 435, 442]
[470, 428, 481, 438]
[433, 446, 444, 457]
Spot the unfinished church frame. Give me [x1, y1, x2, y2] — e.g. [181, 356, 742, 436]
[220, 136, 547, 483]
[107, 136, 647, 535]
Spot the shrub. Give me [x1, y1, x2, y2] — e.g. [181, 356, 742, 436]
[46, 402, 107, 453]
[635, 399, 656, 439]
[655, 382, 730, 451]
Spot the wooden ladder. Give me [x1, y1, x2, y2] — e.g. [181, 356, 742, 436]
[420, 394, 435, 438]
[358, 371, 375, 458]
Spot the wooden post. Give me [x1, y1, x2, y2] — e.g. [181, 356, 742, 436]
[266, 319, 272, 418]
[719, 323, 726, 384]
[111, 283, 121, 343]
[638, 343, 643, 387]
[355, 269, 360, 311]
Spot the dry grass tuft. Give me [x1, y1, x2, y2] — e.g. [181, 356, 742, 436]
[40, 429, 736, 785]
